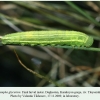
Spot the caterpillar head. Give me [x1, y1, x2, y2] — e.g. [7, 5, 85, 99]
[85, 36, 93, 47]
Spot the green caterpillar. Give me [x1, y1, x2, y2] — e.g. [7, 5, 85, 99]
[1, 30, 93, 47]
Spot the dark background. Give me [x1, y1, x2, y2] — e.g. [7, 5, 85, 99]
[0, 1, 100, 87]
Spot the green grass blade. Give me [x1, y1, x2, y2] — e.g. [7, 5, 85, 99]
[54, 45, 100, 52]
[65, 1, 100, 27]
